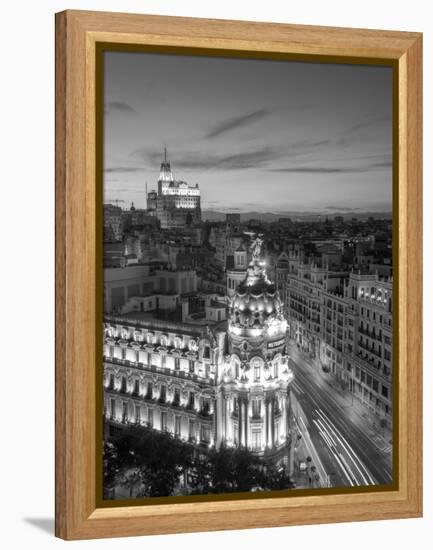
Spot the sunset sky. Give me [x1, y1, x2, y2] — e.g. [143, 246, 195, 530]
[104, 51, 393, 214]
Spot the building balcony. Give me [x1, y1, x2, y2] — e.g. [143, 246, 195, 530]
[358, 326, 381, 340]
[104, 356, 132, 367]
[104, 355, 215, 385]
[197, 409, 213, 419]
[357, 341, 382, 358]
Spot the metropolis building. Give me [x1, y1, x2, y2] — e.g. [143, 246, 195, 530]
[103, 239, 294, 460]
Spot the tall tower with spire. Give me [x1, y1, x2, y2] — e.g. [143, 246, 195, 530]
[158, 147, 174, 194]
[155, 147, 201, 229]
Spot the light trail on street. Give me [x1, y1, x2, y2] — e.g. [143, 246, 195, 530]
[288, 343, 393, 487]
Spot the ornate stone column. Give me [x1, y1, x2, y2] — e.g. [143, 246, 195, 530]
[244, 400, 248, 448]
[226, 395, 231, 443]
[266, 399, 271, 448]
[215, 393, 221, 447]
[238, 398, 243, 446]
[271, 397, 275, 447]
[281, 393, 287, 439]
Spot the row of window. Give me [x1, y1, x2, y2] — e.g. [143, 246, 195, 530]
[356, 386, 390, 415]
[325, 300, 345, 313]
[231, 396, 282, 417]
[231, 424, 281, 450]
[107, 347, 199, 369]
[105, 326, 203, 352]
[353, 367, 389, 399]
[360, 307, 390, 323]
[108, 399, 211, 444]
[106, 374, 211, 411]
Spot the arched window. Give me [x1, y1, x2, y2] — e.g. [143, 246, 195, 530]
[231, 356, 240, 378]
[251, 356, 264, 382]
[188, 339, 197, 352]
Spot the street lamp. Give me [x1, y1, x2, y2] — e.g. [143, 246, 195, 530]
[327, 472, 336, 487]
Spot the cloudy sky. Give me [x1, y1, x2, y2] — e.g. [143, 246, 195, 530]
[104, 51, 393, 214]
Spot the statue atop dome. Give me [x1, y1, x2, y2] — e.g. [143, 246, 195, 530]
[250, 235, 264, 262]
[242, 233, 272, 289]
[228, 232, 286, 334]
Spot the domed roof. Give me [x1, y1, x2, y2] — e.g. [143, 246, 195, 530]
[229, 237, 284, 330]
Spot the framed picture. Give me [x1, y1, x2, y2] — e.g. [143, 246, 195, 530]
[55, 10, 422, 540]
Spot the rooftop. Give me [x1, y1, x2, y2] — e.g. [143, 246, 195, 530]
[105, 312, 225, 336]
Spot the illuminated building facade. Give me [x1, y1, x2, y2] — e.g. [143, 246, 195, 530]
[103, 318, 224, 447]
[284, 256, 393, 423]
[221, 238, 294, 455]
[155, 149, 201, 229]
[103, 238, 294, 459]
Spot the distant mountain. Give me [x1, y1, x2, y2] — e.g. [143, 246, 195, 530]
[201, 210, 227, 222]
[202, 210, 292, 222]
[201, 209, 392, 222]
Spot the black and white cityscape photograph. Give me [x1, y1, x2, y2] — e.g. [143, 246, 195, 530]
[102, 50, 394, 500]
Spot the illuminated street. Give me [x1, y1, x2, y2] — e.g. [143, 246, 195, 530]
[289, 342, 392, 487]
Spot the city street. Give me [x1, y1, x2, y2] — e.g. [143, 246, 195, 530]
[288, 342, 393, 488]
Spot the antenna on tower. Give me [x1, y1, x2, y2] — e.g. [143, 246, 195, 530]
[164, 146, 167, 163]
[145, 181, 148, 210]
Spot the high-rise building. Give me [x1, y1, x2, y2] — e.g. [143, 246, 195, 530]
[155, 149, 201, 229]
